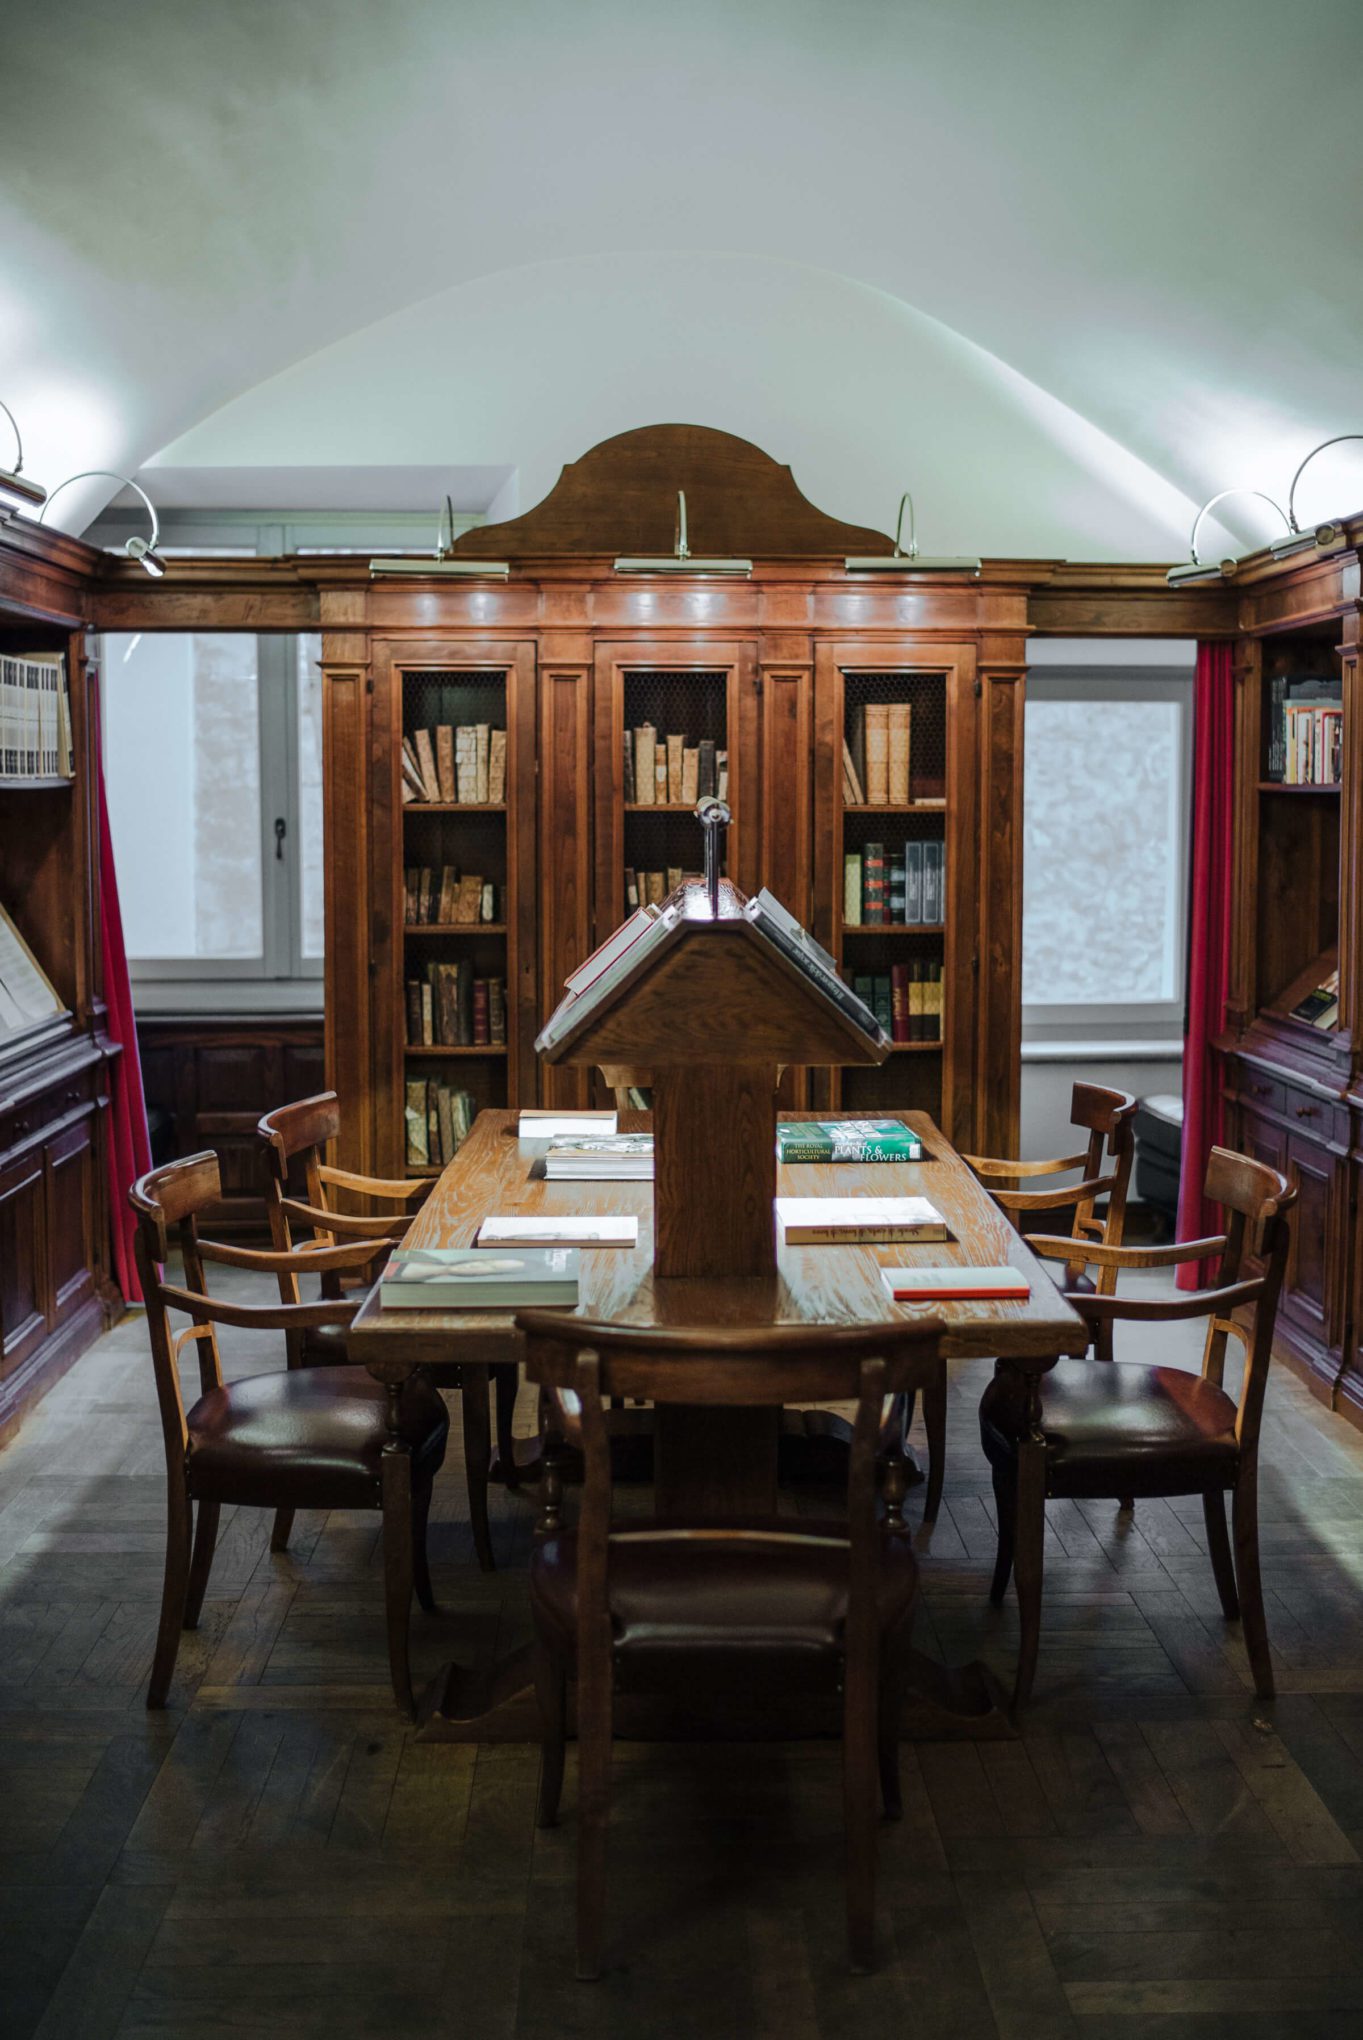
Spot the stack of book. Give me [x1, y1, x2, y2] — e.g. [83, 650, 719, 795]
[403, 868, 499, 924]
[625, 866, 698, 909]
[0, 655, 74, 780]
[1266, 673, 1343, 785]
[850, 965, 943, 1043]
[544, 1132, 654, 1179]
[401, 723, 508, 805]
[843, 842, 945, 925]
[622, 723, 728, 805]
[406, 961, 506, 1046]
[403, 1080, 477, 1166]
[842, 701, 912, 806]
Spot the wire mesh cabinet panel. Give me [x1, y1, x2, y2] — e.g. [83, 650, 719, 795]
[813, 642, 980, 1145]
[370, 638, 537, 1178]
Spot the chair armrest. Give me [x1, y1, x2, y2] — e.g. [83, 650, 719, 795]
[196, 1235, 390, 1276]
[1063, 1277, 1261, 1326]
[160, 1285, 358, 1333]
[278, 1198, 412, 1242]
[1028, 1232, 1227, 1271]
[317, 1164, 431, 1206]
[963, 1150, 1090, 1181]
[990, 1176, 1113, 1215]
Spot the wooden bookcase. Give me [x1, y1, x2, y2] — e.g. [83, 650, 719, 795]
[369, 640, 537, 1178]
[812, 643, 979, 1141]
[1221, 545, 1363, 1425]
[0, 530, 119, 1439]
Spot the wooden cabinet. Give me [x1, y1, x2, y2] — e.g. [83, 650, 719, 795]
[0, 1037, 113, 1443]
[321, 429, 1030, 1173]
[1221, 539, 1363, 1425]
[138, 1017, 325, 1233]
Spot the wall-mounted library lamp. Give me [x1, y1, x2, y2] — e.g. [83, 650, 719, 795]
[845, 492, 981, 576]
[1164, 487, 1294, 587]
[1268, 434, 1363, 561]
[370, 495, 510, 579]
[614, 490, 752, 575]
[0, 400, 47, 511]
[40, 471, 165, 575]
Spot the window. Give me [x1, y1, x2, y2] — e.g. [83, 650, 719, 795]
[1022, 667, 1192, 1047]
[102, 629, 324, 1005]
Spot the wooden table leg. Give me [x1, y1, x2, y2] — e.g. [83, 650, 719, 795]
[461, 1366, 495, 1573]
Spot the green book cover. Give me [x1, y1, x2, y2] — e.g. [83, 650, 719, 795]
[777, 1119, 925, 1163]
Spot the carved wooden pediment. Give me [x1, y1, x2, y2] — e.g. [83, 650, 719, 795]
[451, 423, 891, 559]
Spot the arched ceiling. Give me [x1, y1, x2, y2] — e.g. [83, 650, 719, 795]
[4, 0, 1362, 556]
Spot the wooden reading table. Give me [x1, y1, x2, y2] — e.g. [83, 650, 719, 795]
[349, 1108, 1089, 1740]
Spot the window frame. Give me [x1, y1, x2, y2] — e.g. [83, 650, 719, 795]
[1021, 665, 1193, 1050]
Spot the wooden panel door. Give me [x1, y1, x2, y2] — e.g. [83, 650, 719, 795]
[0, 1149, 46, 1379]
[45, 1112, 96, 1327]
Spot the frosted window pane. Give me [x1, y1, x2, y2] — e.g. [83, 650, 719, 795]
[104, 633, 262, 960]
[1023, 698, 1181, 1006]
[297, 635, 325, 959]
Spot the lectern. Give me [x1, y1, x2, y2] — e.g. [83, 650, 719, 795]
[536, 814, 889, 1280]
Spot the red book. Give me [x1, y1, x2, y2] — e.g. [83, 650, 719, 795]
[862, 841, 886, 924]
[880, 1265, 1030, 1302]
[472, 978, 490, 1045]
[890, 962, 910, 1043]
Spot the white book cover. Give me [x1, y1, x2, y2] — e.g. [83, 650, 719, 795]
[776, 1196, 948, 1243]
[477, 1214, 638, 1248]
[518, 1110, 618, 1139]
[880, 1264, 1030, 1301]
[380, 1245, 579, 1307]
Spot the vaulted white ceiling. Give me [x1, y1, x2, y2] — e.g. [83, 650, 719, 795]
[4, 0, 1362, 557]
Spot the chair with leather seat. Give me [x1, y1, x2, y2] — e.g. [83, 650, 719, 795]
[515, 1313, 944, 1979]
[979, 1145, 1295, 1712]
[258, 1091, 513, 1571]
[131, 1152, 450, 1717]
[888, 1082, 1138, 1524]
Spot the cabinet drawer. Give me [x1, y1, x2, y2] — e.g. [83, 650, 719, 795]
[0, 1059, 99, 1164]
[1238, 1072, 1284, 1118]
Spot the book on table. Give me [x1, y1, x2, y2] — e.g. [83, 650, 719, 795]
[544, 1132, 654, 1179]
[775, 1196, 949, 1245]
[880, 1265, 1030, 1302]
[477, 1214, 638, 1248]
[380, 1246, 580, 1308]
[518, 1109, 618, 1139]
[776, 1119, 925, 1163]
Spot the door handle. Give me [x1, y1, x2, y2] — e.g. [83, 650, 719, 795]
[274, 816, 287, 861]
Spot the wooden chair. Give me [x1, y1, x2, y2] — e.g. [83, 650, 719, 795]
[979, 1145, 1295, 1712]
[131, 1152, 451, 1717]
[896, 1082, 1139, 1523]
[258, 1091, 514, 1571]
[516, 1313, 944, 1978]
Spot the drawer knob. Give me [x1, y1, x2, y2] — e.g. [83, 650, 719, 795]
[1295, 1103, 1316, 1118]
[1252, 1083, 1271, 1097]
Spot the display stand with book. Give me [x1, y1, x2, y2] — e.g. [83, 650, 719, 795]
[537, 805, 889, 1280]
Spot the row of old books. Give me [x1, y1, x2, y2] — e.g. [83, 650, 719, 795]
[625, 865, 698, 909]
[402, 723, 508, 805]
[404, 1080, 477, 1168]
[1266, 672, 1342, 784]
[843, 842, 945, 925]
[0, 655, 74, 780]
[403, 866, 500, 925]
[842, 701, 912, 806]
[851, 964, 944, 1043]
[405, 961, 507, 1047]
[622, 725, 728, 805]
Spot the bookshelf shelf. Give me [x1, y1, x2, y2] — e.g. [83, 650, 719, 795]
[843, 800, 947, 815]
[1257, 780, 1341, 794]
[404, 801, 507, 814]
[887, 1042, 942, 1054]
[404, 923, 508, 936]
[405, 1044, 508, 1059]
[0, 775, 74, 792]
[844, 922, 945, 936]
[624, 802, 704, 813]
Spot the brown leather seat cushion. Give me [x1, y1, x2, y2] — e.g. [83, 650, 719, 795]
[185, 1366, 449, 1509]
[530, 1520, 918, 1682]
[980, 1360, 1239, 1499]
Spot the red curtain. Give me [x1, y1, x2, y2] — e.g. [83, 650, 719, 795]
[91, 666, 153, 1304]
[1176, 641, 1235, 1287]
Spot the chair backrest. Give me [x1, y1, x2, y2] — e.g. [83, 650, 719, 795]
[1066, 1082, 1137, 1268]
[258, 1090, 341, 1237]
[130, 1152, 373, 1473]
[516, 1314, 944, 1683]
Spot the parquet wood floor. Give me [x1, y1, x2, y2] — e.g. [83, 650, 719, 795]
[3, 1267, 1363, 2037]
